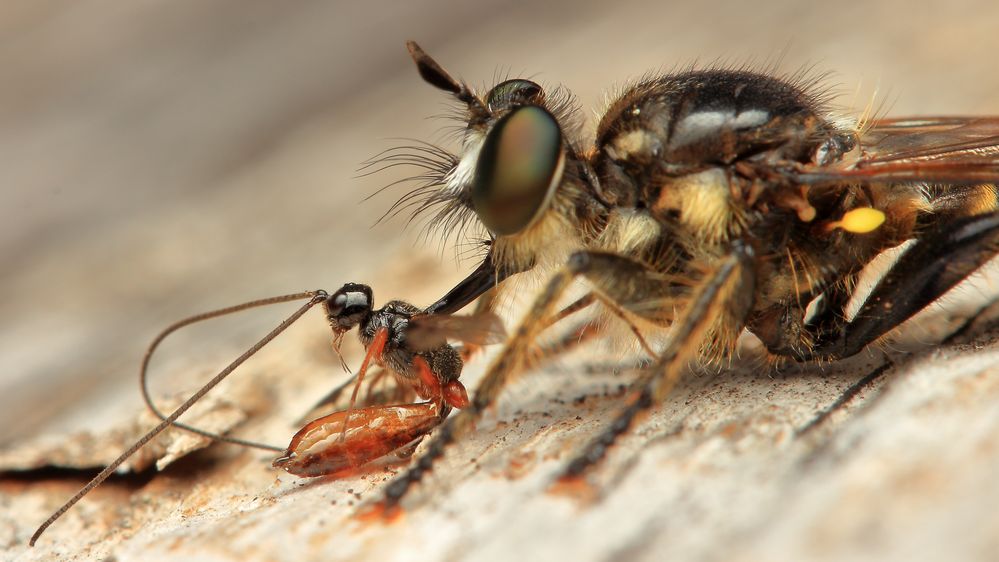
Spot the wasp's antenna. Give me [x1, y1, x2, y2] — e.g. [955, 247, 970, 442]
[29, 291, 328, 546]
[140, 292, 328, 452]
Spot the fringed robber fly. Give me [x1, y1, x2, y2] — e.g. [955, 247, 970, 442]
[30, 41, 999, 543]
[373, 42, 999, 509]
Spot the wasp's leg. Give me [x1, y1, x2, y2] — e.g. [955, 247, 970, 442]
[559, 244, 756, 480]
[294, 374, 359, 425]
[796, 211, 999, 360]
[293, 367, 407, 426]
[379, 251, 689, 510]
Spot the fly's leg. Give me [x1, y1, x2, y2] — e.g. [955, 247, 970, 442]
[558, 244, 756, 482]
[774, 211, 999, 361]
[542, 293, 657, 358]
[378, 250, 691, 511]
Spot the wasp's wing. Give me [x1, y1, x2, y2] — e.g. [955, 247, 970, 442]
[793, 116, 999, 185]
[295, 313, 505, 424]
[404, 312, 507, 352]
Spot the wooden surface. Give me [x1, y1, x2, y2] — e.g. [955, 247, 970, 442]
[3, 1, 999, 560]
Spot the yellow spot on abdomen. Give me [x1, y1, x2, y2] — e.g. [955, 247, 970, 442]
[839, 208, 886, 233]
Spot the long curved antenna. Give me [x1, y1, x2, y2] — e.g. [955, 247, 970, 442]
[140, 292, 322, 452]
[29, 291, 328, 546]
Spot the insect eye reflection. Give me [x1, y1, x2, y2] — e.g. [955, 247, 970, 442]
[471, 104, 565, 235]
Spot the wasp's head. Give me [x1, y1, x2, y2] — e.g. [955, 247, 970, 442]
[324, 283, 374, 334]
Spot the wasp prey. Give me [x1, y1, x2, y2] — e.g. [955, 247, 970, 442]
[29, 283, 503, 544]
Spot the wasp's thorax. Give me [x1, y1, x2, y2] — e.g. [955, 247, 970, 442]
[325, 282, 463, 389]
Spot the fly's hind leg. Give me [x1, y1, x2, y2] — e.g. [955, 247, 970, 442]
[776, 210, 999, 361]
[378, 250, 690, 511]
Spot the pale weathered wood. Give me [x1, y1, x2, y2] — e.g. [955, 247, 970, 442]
[3, 1, 999, 561]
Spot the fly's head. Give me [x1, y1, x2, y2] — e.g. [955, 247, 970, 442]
[388, 42, 607, 274]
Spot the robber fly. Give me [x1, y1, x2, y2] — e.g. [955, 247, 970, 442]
[367, 42, 999, 508]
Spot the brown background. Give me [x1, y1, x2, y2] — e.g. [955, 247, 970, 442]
[3, 1, 999, 560]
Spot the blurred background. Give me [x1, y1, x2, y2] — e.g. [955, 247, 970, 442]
[2, 0, 999, 558]
[4, 0, 999, 440]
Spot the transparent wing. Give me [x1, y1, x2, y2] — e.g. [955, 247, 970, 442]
[404, 311, 507, 351]
[793, 116, 999, 185]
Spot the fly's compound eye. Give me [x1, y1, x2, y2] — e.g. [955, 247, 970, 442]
[486, 79, 544, 111]
[326, 283, 373, 331]
[472, 105, 565, 236]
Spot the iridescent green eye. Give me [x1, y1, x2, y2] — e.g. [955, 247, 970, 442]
[472, 105, 564, 235]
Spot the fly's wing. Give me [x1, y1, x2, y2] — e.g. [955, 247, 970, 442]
[792, 116, 999, 185]
[403, 312, 507, 352]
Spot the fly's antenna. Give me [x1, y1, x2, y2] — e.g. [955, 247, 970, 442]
[140, 292, 327, 452]
[29, 290, 328, 546]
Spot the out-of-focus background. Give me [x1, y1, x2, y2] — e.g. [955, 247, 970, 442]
[3, 1, 999, 561]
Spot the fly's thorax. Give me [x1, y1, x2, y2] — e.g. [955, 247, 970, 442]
[652, 168, 746, 244]
[594, 208, 665, 258]
[595, 69, 834, 169]
[593, 69, 843, 247]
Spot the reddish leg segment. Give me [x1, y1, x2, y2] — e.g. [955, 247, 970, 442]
[412, 355, 469, 409]
[347, 327, 390, 412]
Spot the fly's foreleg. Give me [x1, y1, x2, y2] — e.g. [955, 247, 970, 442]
[558, 244, 756, 482]
[379, 250, 692, 510]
